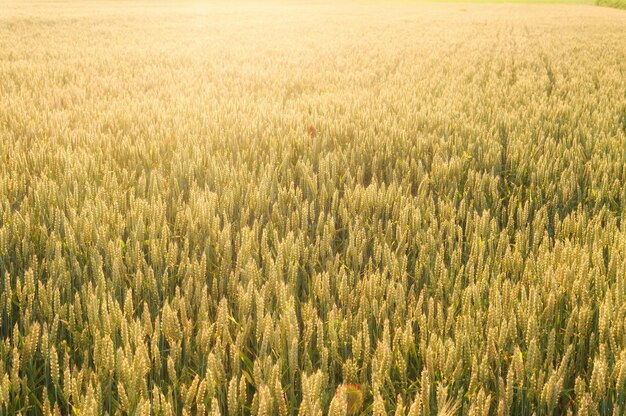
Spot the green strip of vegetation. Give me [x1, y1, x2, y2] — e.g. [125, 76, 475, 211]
[597, 0, 626, 8]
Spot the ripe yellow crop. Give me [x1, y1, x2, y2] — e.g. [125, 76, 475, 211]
[1, 0, 626, 414]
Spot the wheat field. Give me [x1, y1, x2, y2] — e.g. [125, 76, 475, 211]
[1, 1, 626, 415]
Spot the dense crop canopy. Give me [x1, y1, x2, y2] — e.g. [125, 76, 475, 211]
[1, 1, 626, 415]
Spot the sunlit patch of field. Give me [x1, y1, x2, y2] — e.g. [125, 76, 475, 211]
[1, 1, 626, 414]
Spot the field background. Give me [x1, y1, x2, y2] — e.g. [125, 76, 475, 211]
[1, 0, 626, 415]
